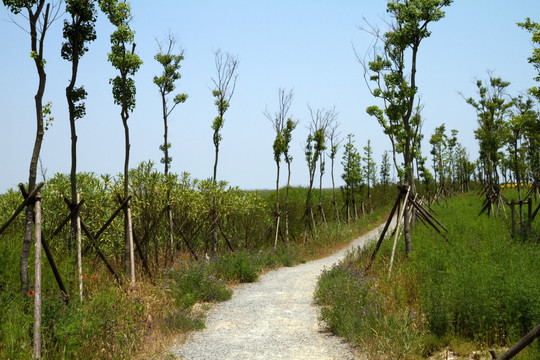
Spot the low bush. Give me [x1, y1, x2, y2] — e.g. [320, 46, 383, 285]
[168, 261, 232, 308]
[209, 250, 261, 283]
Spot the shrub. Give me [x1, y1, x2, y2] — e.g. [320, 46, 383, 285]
[209, 250, 260, 283]
[168, 262, 232, 309]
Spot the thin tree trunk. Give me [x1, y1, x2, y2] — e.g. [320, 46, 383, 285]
[122, 113, 131, 272]
[274, 161, 280, 250]
[285, 160, 291, 244]
[76, 194, 83, 301]
[212, 130, 219, 253]
[22, 3, 49, 294]
[162, 92, 170, 174]
[318, 158, 326, 224]
[68, 52, 80, 257]
[168, 206, 174, 265]
[33, 193, 43, 360]
[331, 154, 340, 223]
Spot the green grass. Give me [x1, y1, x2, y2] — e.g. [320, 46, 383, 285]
[314, 192, 540, 359]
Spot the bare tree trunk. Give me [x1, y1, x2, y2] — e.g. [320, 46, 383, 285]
[33, 193, 43, 360]
[162, 94, 170, 174]
[122, 114, 131, 272]
[274, 161, 280, 250]
[212, 133, 219, 253]
[168, 206, 175, 265]
[76, 194, 83, 301]
[403, 154, 415, 254]
[285, 161, 292, 244]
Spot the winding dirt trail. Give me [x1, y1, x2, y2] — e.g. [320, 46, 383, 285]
[171, 225, 387, 360]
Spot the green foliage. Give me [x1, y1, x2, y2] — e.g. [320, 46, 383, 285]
[154, 35, 188, 174]
[380, 150, 391, 187]
[365, 0, 452, 188]
[210, 50, 239, 165]
[341, 134, 362, 197]
[466, 76, 513, 184]
[99, 0, 143, 113]
[363, 139, 377, 196]
[518, 18, 540, 100]
[61, 0, 98, 62]
[42, 101, 54, 131]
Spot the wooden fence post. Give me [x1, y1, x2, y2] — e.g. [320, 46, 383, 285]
[76, 194, 83, 301]
[490, 324, 540, 360]
[0, 182, 45, 236]
[127, 201, 135, 287]
[510, 201, 516, 236]
[33, 193, 42, 360]
[388, 187, 410, 280]
[527, 198, 532, 227]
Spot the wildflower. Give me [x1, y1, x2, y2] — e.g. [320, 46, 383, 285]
[92, 276, 96, 280]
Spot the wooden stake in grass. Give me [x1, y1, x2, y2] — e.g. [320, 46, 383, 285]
[388, 186, 410, 280]
[33, 192, 43, 360]
[77, 194, 83, 301]
[127, 202, 135, 287]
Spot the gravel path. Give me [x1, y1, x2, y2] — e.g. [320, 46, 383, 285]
[171, 224, 387, 360]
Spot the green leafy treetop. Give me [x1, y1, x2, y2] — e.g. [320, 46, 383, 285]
[153, 34, 188, 175]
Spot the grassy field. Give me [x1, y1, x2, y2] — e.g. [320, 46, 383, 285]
[315, 191, 540, 359]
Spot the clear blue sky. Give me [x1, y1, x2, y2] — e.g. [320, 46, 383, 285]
[1, 1, 539, 193]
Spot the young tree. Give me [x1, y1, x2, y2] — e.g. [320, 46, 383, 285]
[154, 34, 188, 176]
[210, 49, 239, 252]
[62, 0, 97, 257]
[363, 139, 377, 200]
[264, 88, 293, 250]
[341, 134, 362, 223]
[327, 120, 342, 222]
[3, 0, 62, 292]
[518, 18, 540, 101]
[360, 0, 452, 253]
[282, 118, 297, 243]
[447, 129, 458, 185]
[315, 107, 337, 224]
[153, 34, 187, 263]
[380, 150, 391, 188]
[100, 0, 143, 277]
[518, 18, 540, 194]
[507, 96, 536, 217]
[454, 143, 475, 191]
[211, 49, 239, 183]
[304, 106, 333, 238]
[429, 124, 448, 185]
[303, 107, 330, 242]
[464, 76, 512, 215]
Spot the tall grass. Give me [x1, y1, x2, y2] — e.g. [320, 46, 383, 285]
[315, 192, 540, 359]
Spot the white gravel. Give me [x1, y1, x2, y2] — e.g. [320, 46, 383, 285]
[171, 225, 387, 360]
